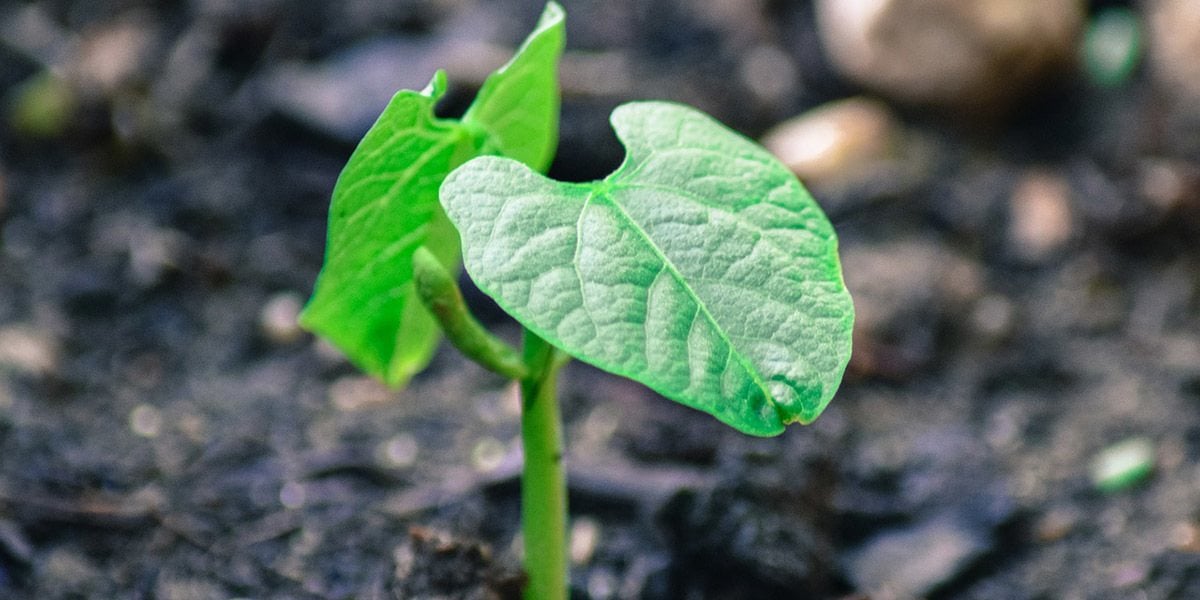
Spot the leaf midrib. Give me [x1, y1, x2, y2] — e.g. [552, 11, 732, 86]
[589, 185, 785, 425]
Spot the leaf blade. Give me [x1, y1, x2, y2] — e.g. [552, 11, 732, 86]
[300, 72, 469, 385]
[442, 102, 854, 435]
[464, 2, 565, 172]
[300, 3, 566, 387]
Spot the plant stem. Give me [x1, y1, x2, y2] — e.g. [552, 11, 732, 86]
[412, 246, 528, 380]
[520, 329, 568, 600]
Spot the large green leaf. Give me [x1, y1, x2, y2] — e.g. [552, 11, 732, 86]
[441, 102, 854, 435]
[299, 3, 565, 387]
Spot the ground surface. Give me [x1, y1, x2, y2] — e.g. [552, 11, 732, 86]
[1, 1, 1199, 599]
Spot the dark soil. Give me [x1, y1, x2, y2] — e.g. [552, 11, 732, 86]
[2, 1, 1199, 598]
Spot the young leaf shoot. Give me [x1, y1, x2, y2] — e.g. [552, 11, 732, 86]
[302, 4, 853, 598]
[299, 3, 565, 387]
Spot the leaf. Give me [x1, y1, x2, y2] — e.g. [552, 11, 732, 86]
[441, 102, 854, 435]
[464, 1, 564, 172]
[299, 3, 565, 387]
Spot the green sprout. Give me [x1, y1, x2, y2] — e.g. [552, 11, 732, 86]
[301, 4, 854, 598]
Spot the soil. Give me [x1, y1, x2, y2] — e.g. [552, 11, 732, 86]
[1, 1, 1199, 599]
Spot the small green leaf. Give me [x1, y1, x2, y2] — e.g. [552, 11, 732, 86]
[465, 1, 565, 172]
[441, 102, 854, 435]
[300, 3, 565, 386]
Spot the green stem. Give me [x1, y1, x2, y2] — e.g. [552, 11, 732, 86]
[520, 329, 568, 600]
[412, 246, 528, 380]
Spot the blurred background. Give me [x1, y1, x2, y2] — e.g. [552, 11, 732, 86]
[1, 0, 1198, 598]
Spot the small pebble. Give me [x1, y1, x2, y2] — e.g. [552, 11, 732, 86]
[0, 325, 59, 376]
[1009, 170, 1073, 262]
[762, 97, 898, 190]
[1034, 507, 1079, 542]
[570, 517, 601, 565]
[178, 413, 208, 443]
[378, 433, 419, 468]
[1083, 7, 1143, 88]
[259, 292, 305, 344]
[71, 18, 155, 95]
[1110, 560, 1150, 588]
[848, 517, 989, 598]
[1138, 159, 1193, 211]
[586, 568, 619, 599]
[1169, 522, 1200, 552]
[1147, 0, 1200, 104]
[155, 578, 227, 600]
[279, 481, 306, 509]
[329, 375, 392, 411]
[129, 404, 163, 438]
[739, 44, 798, 106]
[971, 294, 1016, 340]
[580, 406, 619, 447]
[470, 437, 506, 473]
[1090, 437, 1155, 492]
[39, 548, 107, 595]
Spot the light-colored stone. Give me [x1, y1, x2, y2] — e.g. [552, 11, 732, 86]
[570, 517, 601, 565]
[1009, 170, 1073, 262]
[816, 0, 1084, 116]
[71, 17, 156, 96]
[259, 292, 305, 344]
[1147, 0, 1200, 104]
[0, 325, 59, 376]
[761, 96, 899, 189]
[849, 517, 989, 598]
[328, 375, 392, 411]
[739, 44, 798, 105]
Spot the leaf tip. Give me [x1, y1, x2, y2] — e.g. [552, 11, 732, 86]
[538, 2, 566, 30]
[422, 69, 449, 100]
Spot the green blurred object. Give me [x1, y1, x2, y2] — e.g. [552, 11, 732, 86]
[1090, 437, 1155, 492]
[1083, 7, 1143, 88]
[8, 72, 76, 138]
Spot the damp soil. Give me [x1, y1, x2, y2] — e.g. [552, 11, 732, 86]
[1, 1, 1200, 599]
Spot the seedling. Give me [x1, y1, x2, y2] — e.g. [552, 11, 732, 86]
[301, 4, 853, 598]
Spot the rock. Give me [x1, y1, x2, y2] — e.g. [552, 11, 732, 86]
[816, 0, 1084, 117]
[761, 97, 900, 190]
[1147, 0, 1200, 105]
[1009, 170, 1073, 263]
[739, 44, 799, 106]
[570, 517, 601, 565]
[848, 517, 990, 598]
[258, 292, 304, 345]
[0, 325, 59, 377]
[129, 403, 164, 438]
[38, 548, 110, 597]
[154, 576, 227, 600]
[328, 375, 393, 411]
[89, 213, 188, 288]
[70, 17, 157, 97]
